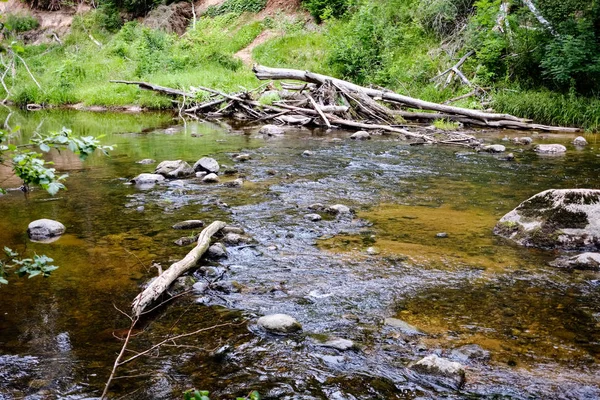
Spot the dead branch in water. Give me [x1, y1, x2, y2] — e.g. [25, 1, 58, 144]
[111, 65, 580, 139]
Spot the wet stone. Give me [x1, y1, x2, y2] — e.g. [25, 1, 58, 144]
[308, 203, 325, 211]
[450, 344, 491, 363]
[27, 219, 66, 241]
[155, 160, 195, 178]
[573, 136, 588, 146]
[366, 247, 380, 255]
[234, 153, 251, 162]
[550, 252, 600, 271]
[535, 144, 567, 154]
[257, 314, 302, 334]
[327, 204, 352, 215]
[222, 232, 251, 245]
[174, 235, 198, 246]
[482, 144, 506, 153]
[304, 213, 322, 222]
[136, 158, 156, 164]
[192, 281, 209, 293]
[222, 226, 245, 235]
[202, 173, 220, 183]
[303, 150, 314, 157]
[224, 178, 243, 188]
[207, 243, 227, 259]
[193, 157, 219, 174]
[172, 220, 204, 230]
[384, 317, 425, 336]
[320, 338, 356, 351]
[131, 173, 165, 185]
[515, 137, 533, 145]
[436, 232, 448, 238]
[350, 131, 371, 140]
[411, 354, 466, 390]
[259, 124, 285, 136]
[195, 171, 208, 179]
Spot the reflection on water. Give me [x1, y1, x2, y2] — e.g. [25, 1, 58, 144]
[0, 109, 599, 399]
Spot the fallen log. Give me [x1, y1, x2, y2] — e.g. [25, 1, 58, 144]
[253, 65, 526, 123]
[131, 221, 226, 317]
[110, 80, 194, 98]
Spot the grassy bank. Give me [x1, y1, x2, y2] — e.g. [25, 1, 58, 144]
[2, 0, 600, 131]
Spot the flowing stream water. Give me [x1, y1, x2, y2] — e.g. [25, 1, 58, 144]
[0, 109, 599, 399]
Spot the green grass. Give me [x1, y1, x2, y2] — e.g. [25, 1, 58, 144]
[3, 11, 263, 108]
[492, 89, 600, 132]
[433, 118, 460, 131]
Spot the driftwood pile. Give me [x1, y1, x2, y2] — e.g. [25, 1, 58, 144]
[112, 65, 579, 147]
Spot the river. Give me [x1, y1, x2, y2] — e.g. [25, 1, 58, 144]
[0, 109, 598, 399]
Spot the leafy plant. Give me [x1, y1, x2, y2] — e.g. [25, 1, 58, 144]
[0, 247, 59, 285]
[183, 390, 260, 400]
[302, 0, 354, 23]
[2, 13, 40, 33]
[205, 0, 267, 17]
[433, 118, 460, 130]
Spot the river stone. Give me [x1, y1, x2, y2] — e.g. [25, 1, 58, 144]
[493, 189, 600, 250]
[350, 131, 371, 140]
[172, 220, 204, 230]
[321, 338, 356, 351]
[174, 235, 198, 246]
[517, 137, 533, 145]
[573, 136, 588, 146]
[257, 314, 302, 334]
[202, 173, 220, 183]
[224, 178, 243, 188]
[302, 150, 314, 157]
[131, 173, 165, 185]
[155, 160, 194, 178]
[222, 232, 251, 245]
[222, 226, 245, 235]
[193, 157, 220, 174]
[207, 243, 228, 259]
[27, 219, 66, 241]
[136, 158, 156, 164]
[411, 354, 466, 390]
[304, 213, 322, 222]
[550, 252, 600, 271]
[450, 344, 491, 363]
[259, 124, 285, 136]
[366, 247, 380, 255]
[534, 144, 567, 154]
[384, 317, 425, 336]
[234, 153, 251, 162]
[193, 281, 209, 293]
[327, 204, 352, 215]
[482, 144, 506, 153]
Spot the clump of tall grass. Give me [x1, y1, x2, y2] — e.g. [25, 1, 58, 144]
[492, 90, 600, 132]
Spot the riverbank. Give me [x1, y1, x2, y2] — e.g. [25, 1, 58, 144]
[2, 0, 600, 131]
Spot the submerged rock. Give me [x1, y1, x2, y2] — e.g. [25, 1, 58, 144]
[320, 338, 356, 351]
[259, 124, 285, 136]
[534, 144, 567, 154]
[222, 226, 245, 235]
[573, 136, 588, 146]
[384, 317, 425, 336]
[155, 160, 194, 178]
[516, 137, 533, 145]
[137, 158, 156, 164]
[493, 189, 600, 250]
[411, 354, 466, 390]
[482, 144, 506, 153]
[172, 220, 204, 230]
[224, 178, 243, 188]
[550, 252, 600, 271]
[131, 173, 165, 185]
[350, 131, 371, 140]
[257, 314, 302, 334]
[234, 153, 251, 162]
[174, 235, 198, 246]
[27, 219, 66, 241]
[193, 157, 220, 174]
[450, 344, 491, 363]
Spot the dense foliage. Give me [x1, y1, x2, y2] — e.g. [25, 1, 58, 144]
[302, 0, 355, 22]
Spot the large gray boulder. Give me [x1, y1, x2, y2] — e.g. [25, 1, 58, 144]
[259, 124, 285, 136]
[193, 157, 219, 174]
[257, 314, 302, 334]
[27, 219, 66, 241]
[155, 160, 194, 178]
[494, 189, 600, 250]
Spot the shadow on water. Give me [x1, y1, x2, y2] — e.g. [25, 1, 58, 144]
[0, 109, 599, 399]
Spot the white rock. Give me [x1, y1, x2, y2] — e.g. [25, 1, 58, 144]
[327, 204, 352, 214]
[155, 160, 195, 178]
[193, 157, 220, 173]
[202, 173, 220, 183]
[350, 131, 371, 140]
[130, 173, 165, 185]
[482, 144, 506, 153]
[321, 338, 356, 351]
[411, 354, 466, 389]
[257, 314, 302, 334]
[573, 136, 588, 146]
[259, 125, 285, 136]
[534, 144, 567, 154]
[27, 219, 66, 241]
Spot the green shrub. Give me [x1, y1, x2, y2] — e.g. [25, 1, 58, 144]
[205, 0, 267, 17]
[2, 14, 39, 33]
[415, 0, 474, 37]
[302, 0, 354, 23]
